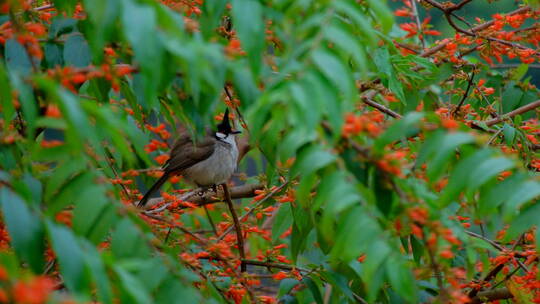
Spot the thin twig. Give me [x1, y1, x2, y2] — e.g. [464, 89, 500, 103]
[222, 183, 247, 272]
[216, 181, 288, 241]
[141, 183, 263, 211]
[203, 205, 218, 236]
[142, 213, 209, 244]
[241, 259, 310, 273]
[470, 288, 513, 304]
[419, 6, 531, 58]
[411, 0, 425, 49]
[482, 99, 540, 127]
[453, 70, 476, 115]
[362, 91, 402, 119]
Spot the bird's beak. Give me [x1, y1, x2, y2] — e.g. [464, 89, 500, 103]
[231, 130, 242, 134]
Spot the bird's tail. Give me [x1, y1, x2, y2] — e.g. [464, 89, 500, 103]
[138, 174, 169, 207]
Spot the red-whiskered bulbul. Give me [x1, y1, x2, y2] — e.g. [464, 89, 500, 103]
[137, 109, 240, 207]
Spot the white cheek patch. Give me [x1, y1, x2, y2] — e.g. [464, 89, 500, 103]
[216, 132, 227, 139]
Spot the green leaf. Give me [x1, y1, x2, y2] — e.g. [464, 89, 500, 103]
[385, 255, 416, 302]
[439, 149, 492, 206]
[232, 0, 264, 75]
[82, 243, 112, 304]
[114, 266, 153, 304]
[502, 124, 516, 145]
[73, 192, 116, 244]
[329, 206, 366, 262]
[47, 172, 95, 215]
[477, 173, 527, 215]
[366, 0, 394, 33]
[373, 48, 404, 102]
[510, 64, 529, 81]
[121, 0, 162, 108]
[426, 132, 476, 180]
[304, 277, 324, 304]
[5, 39, 34, 76]
[323, 23, 367, 74]
[410, 235, 424, 264]
[272, 204, 294, 242]
[503, 181, 540, 219]
[0, 188, 44, 272]
[507, 202, 540, 240]
[9, 74, 38, 137]
[291, 145, 336, 177]
[47, 221, 90, 294]
[467, 157, 514, 191]
[0, 62, 14, 125]
[332, 1, 377, 44]
[53, 0, 78, 15]
[44, 43, 64, 67]
[374, 112, 423, 151]
[111, 219, 151, 259]
[312, 48, 355, 102]
[64, 34, 91, 68]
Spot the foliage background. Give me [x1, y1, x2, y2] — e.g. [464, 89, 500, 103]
[0, 0, 539, 303]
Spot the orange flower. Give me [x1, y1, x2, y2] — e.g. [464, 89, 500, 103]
[442, 118, 459, 130]
[357, 254, 366, 263]
[0, 288, 7, 303]
[0, 266, 7, 281]
[25, 23, 46, 36]
[272, 271, 288, 281]
[116, 65, 135, 77]
[399, 23, 417, 38]
[104, 47, 116, 57]
[45, 105, 61, 118]
[439, 249, 454, 259]
[258, 295, 276, 304]
[12, 276, 55, 304]
[71, 73, 86, 84]
[40, 140, 63, 148]
[154, 154, 170, 165]
[394, 8, 412, 17]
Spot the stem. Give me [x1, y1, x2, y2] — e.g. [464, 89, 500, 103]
[222, 184, 246, 272]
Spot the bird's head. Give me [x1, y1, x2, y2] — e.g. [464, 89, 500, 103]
[216, 108, 241, 139]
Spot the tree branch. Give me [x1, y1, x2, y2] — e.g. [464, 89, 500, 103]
[470, 288, 513, 304]
[362, 91, 402, 119]
[453, 70, 476, 115]
[222, 184, 246, 272]
[482, 100, 540, 127]
[141, 183, 263, 210]
[419, 6, 532, 58]
[216, 181, 288, 241]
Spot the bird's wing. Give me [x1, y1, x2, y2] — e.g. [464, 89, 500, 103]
[163, 132, 216, 174]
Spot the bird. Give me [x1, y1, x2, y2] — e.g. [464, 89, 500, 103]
[137, 109, 241, 207]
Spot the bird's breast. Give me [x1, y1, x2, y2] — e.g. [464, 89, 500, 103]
[183, 141, 238, 186]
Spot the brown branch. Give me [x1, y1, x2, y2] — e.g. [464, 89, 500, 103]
[33, 4, 54, 11]
[453, 70, 476, 115]
[419, 6, 532, 58]
[142, 213, 209, 245]
[141, 183, 263, 210]
[241, 259, 310, 273]
[492, 64, 540, 69]
[361, 91, 402, 119]
[470, 288, 513, 304]
[449, 0, 474, 12]
[217, 181, 288, 241]
[222, 183, 246, 272]
[481, 99, 540, 127]
[411, 0, 425, 49]
[465, 231, 504, 251]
